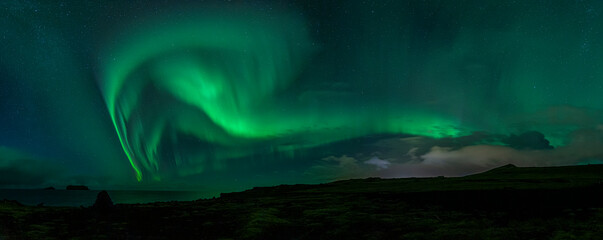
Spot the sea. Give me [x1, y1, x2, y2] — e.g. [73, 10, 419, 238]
[0, 189, 217, 207]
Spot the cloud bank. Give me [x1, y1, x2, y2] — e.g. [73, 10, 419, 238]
[306, 125, 603, 181]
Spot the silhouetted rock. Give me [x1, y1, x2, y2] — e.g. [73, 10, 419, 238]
[43, 186, 55, 190]
[66, 185, 89, 190]
[93, 190, 114, 210]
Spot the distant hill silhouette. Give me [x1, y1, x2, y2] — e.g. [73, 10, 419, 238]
[219, 164, 603, 198]
[491, 163, 517, 170]
[466, 164, 603, 181]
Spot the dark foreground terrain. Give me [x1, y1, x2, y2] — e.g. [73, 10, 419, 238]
[1, 164, 603, 239]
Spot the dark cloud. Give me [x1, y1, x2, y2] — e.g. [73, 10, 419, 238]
[413, 127, 603, 176]
[369, 132, 501, 162]
[502, 131, 554, 150]
[306, 127, 603, 180]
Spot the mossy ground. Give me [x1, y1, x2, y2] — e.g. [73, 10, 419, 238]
[1, 165, 602, 239]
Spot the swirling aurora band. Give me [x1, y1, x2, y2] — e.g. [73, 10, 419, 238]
[98, 10, 468, 181]
[2, 1, 603, 188]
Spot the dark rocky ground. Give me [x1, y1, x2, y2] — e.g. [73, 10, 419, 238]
[1, 164, 603, 239]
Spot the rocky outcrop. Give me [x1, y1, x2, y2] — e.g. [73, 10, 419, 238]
[92, 190, 114, 210]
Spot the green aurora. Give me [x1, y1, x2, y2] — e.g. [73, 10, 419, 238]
[1, 0, 603, 189]
[99, 7, 472, 181]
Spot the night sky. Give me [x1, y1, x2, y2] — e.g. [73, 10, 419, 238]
[1, 0, 603, 191]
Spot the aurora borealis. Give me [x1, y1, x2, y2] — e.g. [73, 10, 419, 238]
[2, 0, 603, 190]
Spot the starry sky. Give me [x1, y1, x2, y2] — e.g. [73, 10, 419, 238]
[1, 0, 603, 191]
